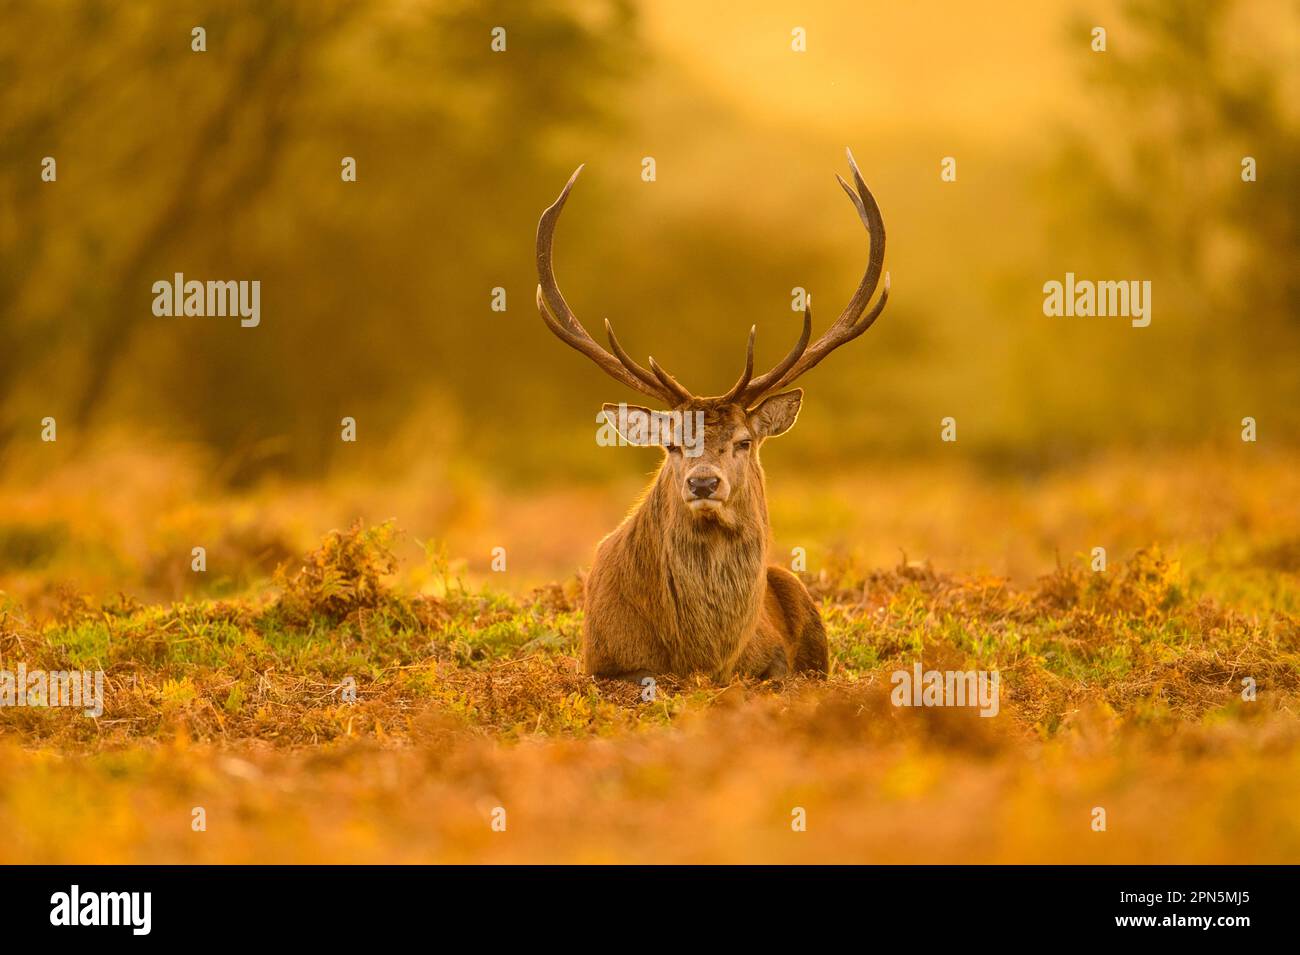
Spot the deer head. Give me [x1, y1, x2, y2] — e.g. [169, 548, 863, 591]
[536, 149, 889, 529]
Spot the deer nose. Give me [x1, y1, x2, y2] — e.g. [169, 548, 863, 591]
[687, 475, 720, 499]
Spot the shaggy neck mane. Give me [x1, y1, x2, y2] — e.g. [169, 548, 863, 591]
[621, 459, 771, 676]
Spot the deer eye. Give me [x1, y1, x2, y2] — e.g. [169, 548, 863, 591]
[734, 439, 752, 452]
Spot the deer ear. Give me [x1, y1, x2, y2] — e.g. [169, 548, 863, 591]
[601, 403, 672, 446]
[748, 389, 803, 438]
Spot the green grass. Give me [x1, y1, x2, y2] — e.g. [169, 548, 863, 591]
[1, 521, 1298, 863]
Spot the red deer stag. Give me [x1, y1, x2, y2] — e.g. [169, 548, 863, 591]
[535, 149, 889, 683]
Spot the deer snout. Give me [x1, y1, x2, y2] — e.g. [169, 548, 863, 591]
[686, 473, 721, 499]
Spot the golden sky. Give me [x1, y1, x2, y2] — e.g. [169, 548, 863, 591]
[642, 0, 1100, 143]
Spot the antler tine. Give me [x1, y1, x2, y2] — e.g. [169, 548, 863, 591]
[647, 356, 693, 403]
[535, 287, 658, 399]
[718, 325, 756, 403]
[732, 305, 813, 405]
[536, 166, 688, 404]
[761, 148, 888, 395]
[604, 318, 669, 394]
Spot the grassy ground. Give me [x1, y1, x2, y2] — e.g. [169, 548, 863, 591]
[1, 448, 1299, 863]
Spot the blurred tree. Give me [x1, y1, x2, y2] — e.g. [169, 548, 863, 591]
[1056, 0, 1297, 321]
[1042, 0, 1298, 428]
[0, 0, 641, 480]
[1, 1, 353, 445]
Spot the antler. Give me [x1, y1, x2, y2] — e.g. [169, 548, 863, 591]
[536, 151, 887, 410]
[717, 307, 812, 403]
[729, 147, 889, 407]
[536, 167, 692, 405]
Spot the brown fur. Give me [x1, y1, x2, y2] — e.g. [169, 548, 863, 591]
[582, 395, 828, 683]
[537, 154, 889, 682]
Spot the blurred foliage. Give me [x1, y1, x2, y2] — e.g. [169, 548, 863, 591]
[1015, 0, 1300, 457]
[0, 0, 1295, 485]
[2, 522, 1298, 862]
[1, 0, 640, 480]
[1059, 0, 1297, 320]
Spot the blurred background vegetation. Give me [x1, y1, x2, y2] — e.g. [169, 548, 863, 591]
[0, 0, 1297, 594]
